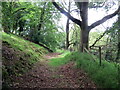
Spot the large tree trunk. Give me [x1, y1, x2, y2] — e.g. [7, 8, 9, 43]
[80, 30, 89, 52]
[78, 2, 89, 52]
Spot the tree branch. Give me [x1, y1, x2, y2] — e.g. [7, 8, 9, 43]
[52, 2, 82, 27]
[13, 8, 26, 14]
[90, 30, 107, 48]
[88, 6, 120, 30]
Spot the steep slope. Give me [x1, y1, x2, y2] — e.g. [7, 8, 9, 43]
[1, 32, 48, 87]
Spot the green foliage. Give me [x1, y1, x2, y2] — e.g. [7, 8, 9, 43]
[69, 24, 80, 51]
[1, 2, 63, 51]
[105, 17, 120, 61]
[89, 31, 107, 46]
[1, 2, 34, 33]
[28, 2, 62, 51]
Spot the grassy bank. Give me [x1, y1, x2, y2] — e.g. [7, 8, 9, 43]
[1, 32, 48, 87]
[49, 51, 119, 88]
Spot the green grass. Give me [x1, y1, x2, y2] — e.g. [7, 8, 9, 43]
[56, 49, 71, 57]
[49, 50, 71, 67]
[49, 51, 119, 88]
[74, 52, 119, 88]
[1, 32, 47, 54]
[1, 32, 48, 87]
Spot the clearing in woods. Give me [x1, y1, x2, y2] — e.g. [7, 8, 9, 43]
[11, 53, 96, 88]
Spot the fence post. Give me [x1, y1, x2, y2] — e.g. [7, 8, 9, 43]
[99, 47, 102, 66]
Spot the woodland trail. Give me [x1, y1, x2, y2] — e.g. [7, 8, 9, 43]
[12, 53, 96, 88]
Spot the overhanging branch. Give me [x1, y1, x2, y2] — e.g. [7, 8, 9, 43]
[90, 30, 107, 47]
[88, 6, 120, 30]
[52, 2, 82, 27]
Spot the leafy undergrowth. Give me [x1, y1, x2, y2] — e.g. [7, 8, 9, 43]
[49, 51, 119, 88]
[1, 32, 48, 87]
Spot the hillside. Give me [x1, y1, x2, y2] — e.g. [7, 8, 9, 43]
[1, 32, 48, 87]
[1, 32, 97, 89]
[1, 32, 119, 89]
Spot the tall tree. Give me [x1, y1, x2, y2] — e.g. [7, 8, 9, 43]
[65, 1, 71, 49]
[52, 0, 120, 52]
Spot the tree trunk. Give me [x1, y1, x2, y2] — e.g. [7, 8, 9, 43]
[80, 30, 89, 52]
[65, 1, 71, 49]
[66, 18, 70, 49]
[78, 2, 89, 52]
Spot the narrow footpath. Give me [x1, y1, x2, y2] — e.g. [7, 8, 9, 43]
[12, 53, 96, 88]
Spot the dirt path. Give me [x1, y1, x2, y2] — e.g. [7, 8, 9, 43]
[12, 53, 96, 88]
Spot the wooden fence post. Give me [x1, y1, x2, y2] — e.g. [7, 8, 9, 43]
[99, 47, 102, 66]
